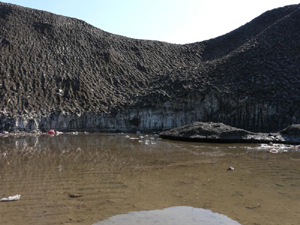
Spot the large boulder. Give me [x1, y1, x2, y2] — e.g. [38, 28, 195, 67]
[160, 122, 300, 144]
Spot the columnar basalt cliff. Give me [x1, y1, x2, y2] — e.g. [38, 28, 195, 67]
[0, 2, 300, 132]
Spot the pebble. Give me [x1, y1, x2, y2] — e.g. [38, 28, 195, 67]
[227, 166, 234, 171]
[269, 149, 279, 153]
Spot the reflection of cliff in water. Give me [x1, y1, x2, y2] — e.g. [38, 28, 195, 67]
[1, 134, 122, 175]
[0, 133, 247, 177]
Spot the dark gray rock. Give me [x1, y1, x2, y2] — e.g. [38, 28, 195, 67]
[160, 122, 300, 144]
[278, 124, 300, 143]
[280, 124, 300, 135]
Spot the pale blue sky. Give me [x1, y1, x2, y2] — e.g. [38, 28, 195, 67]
[2, 0, 299, 44]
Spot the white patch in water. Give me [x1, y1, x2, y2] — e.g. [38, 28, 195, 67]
[93, 206, 241, 225]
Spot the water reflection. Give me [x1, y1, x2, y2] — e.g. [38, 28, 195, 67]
[0, 133, 299, 225]
[93, 206, 241, 225]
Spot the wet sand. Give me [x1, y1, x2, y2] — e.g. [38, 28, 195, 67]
[0, 134, 299, 225]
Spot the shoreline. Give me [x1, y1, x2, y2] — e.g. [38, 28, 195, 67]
[159, 134, 300, 145]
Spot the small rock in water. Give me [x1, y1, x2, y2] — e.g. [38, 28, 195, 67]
[56, 131, 63, 136]
[227, 166, 234, 171]
[0, 194, 21, 202]
[269, 149, 279, 153]
[68, 193, 83, 198]
[129, 137, 138, 140]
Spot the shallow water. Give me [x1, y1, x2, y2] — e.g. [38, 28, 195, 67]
[0, 133, 299, 225]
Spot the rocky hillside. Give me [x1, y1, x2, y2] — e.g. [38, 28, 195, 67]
[0, 2, 300, 132]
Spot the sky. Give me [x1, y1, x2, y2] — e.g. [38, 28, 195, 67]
[1, 0, 299, 44]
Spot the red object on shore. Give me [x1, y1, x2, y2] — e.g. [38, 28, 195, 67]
[48, 129, 55, 135]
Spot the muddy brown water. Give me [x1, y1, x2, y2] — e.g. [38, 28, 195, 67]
[0, 133, 299, 225]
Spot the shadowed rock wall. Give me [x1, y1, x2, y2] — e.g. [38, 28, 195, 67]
[1, 92, 299, 132]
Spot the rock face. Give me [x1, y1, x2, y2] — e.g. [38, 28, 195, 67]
[0, 2, 300, 132]
[159, 122, 300, 144]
